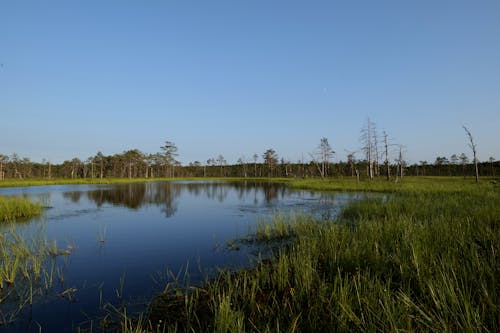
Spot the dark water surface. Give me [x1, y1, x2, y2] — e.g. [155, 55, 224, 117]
[0, 181, 369, 332]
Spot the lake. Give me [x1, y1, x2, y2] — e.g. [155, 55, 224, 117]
[0, 181, 369, 332]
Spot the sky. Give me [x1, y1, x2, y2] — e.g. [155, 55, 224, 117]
[1, 1, 499, 165]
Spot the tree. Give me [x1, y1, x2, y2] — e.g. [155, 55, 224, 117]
[450, 154, 459, 176]
[206, 158, 215, 177]
[263, 149, 278, 178]
[253, 154, 258, 177]
[434, 156, 448, 176]
[346, 151, 356, 178]
[360, 118, 376, 179]
[488, 157, 495, 177]
[463, 126, 479, 183]
[372, 124, 380, 176]
[383, 131, 391, 181]
[318, 137, 334, 178]
[123, 149, 144, 179]
[70, 158, 81, 179]
[217, 155, 226, 177]
[395, 145, 406, 180]
[459, 153, 469, 179]
[419, 161, 428, 176]
[160, 141, 178, 178]
[237, 157, 247, 177]
[95, 151, 105, 179]
[191, 161, 202, 177]
[22, 157, 32, 178]
[0, 154, 8, 180]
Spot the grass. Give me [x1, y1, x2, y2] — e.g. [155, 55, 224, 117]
[119, 178, 499, 332]
[0, 226, 73, 325]
[288, 175, 499, 194]
[0, 196, 44, 222]
[0, 177, 281, 188]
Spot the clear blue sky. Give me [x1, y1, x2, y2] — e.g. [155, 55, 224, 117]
[1, 1, 499, 165]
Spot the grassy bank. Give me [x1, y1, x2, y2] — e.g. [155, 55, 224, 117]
[0, 177, 291, 189]
[0, 196, 43, 222]
[288, 176, 498, 193]
[121, 180, 499, 332]
[0, 175, 495, 191]
[0, 178, 175, 188]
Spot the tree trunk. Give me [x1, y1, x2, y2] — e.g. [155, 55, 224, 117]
[384, 132, 390, 181]
[463, 126, 479, 183]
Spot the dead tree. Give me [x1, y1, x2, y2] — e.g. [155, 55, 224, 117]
[383, 131, 390, 181]
[317, 137, 334, 178]
[394, 145, 406, 182]
[361, 118, 376, 179]
[463, 126, 479, 183]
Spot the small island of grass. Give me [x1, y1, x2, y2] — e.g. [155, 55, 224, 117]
[0, 196, 44, 222]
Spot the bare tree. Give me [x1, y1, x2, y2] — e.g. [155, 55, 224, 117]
[317, 137, 334, 178]
[463, 126, 479, 183]
[383, 131, 391, 181]
[360, 118, 376, 179]
[373, 124, 380, 176]
[0, 154, 7, 180]
[394, 145, 406, 181]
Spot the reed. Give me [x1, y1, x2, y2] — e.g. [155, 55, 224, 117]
[0, 227, 72, 326]
[0, 196, 43, 222]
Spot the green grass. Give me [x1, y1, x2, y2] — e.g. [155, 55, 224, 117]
[0, 196, 44, 222]
[0, 177, 288, 188]
[0, 227, 72, 325]
[0, 177, 175, 188]
[288, 176, 499, 193]
[122, 179, 499, 332]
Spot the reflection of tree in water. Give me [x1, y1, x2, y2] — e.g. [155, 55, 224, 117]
[153, 182, 181, 218]
[185, 182, 229, 202]
[63, 191, 82, 203]
[83, 183, 180, 217]
[68, 181, 294, 218]
[183, 181, 288, 204]
[225, 181, 289, 204]
[86, 184, 147, 209]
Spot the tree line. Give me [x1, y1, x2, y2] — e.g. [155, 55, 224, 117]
[0, 122, 497, 181]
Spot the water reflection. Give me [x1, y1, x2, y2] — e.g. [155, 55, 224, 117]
[62, 181, 292, 218]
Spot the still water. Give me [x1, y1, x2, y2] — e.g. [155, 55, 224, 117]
[0, 181, 368, 332]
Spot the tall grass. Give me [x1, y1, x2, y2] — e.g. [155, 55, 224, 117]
[0, 196, 43, 222]
[0, 227, 72, 325]
[124, 182, 499, 332]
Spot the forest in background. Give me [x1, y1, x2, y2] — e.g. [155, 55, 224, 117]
[0, 146, 497, 180]
[1, 122, 497, 181]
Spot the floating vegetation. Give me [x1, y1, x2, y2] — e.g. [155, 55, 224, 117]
[0, 196, 43, 222]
